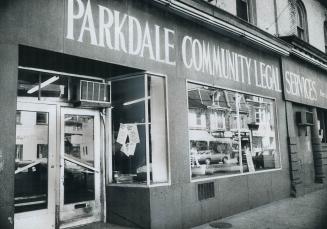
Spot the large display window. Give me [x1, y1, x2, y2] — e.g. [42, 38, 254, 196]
[111, 73, 169, 185]
[188, 82, 281, 179]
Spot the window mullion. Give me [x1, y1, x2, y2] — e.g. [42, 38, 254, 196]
[145, 74, 151, 186]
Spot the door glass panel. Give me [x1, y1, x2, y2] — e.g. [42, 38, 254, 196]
[64, 161, 95, 204]
[15, 111, 49, 213]
[64, 114, 95, 204]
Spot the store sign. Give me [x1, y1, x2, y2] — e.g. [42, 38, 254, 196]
[66, 0, 176, 65]
[66, 0, 281, 93]
[181, 36, 281, 92]
[282, 57, 327, 108]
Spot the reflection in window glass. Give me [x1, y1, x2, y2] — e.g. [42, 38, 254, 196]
[64, 114, 95, 204]
[41, 75, 68, 99]
[36, 112, 48, 125]
[17, 70, 40, 98]
[188, 83, 280, 179]
[64, 161, 95, 204]
[17, 69, 69, 101]
[15, 111, 48, 213]
[16, 111, 22, 124]
[111, 74, 168, 185]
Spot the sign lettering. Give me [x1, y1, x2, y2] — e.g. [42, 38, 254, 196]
[66, 0, 176, 65]
[66, 0, 282, 93]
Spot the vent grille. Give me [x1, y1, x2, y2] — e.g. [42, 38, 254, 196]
[80, 80, 109, 103]
[198, 182, 215, 201]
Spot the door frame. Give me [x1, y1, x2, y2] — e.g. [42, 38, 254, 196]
[59, 107, 102, 229]
[14, 102, 57, 229]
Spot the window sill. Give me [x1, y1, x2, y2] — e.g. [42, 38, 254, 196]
[190, 167, 282, 183]
[107, 182, 171, 188]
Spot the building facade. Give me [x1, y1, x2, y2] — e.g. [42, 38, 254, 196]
[0, 0, 327, 229]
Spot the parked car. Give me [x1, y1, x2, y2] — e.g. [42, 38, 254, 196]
[197, 150, 229, 165]
[191, 138, 239, 165]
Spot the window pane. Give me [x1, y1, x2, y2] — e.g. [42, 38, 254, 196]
[64, 114, 95, 204]
[64, 115, 94, 166]
[18, 69, 69, 101]
[188, 83, 280, 180]
[15, 111, 48, 213]
[245, 95, 280, 171]
[41, 75, 68, 99]
[17, 70, 40, 98]
[64, 161, 95, 204]
[112, 76, 147, 184]
[111, 75, 169, 185]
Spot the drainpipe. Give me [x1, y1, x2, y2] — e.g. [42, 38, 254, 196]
[273, 0, 279, 36]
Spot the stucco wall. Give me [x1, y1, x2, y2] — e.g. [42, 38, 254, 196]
[275, 0, 294, 37]
[0, 0, 292, 228]
[302, 0, 326, 51]
[256, 0, 277, 35]
[276, 0, 326, 52]
[149, 78, 290, 228]
[0, 44, 18, 229]
[208, 0, 236, 15]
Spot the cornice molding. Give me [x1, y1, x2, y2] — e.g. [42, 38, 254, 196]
[149, 0, 291, 56]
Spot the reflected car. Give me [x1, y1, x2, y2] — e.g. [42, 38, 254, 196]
[197, 150, 230, 165]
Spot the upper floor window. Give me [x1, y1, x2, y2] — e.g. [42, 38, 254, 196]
[236, 0, 255, 23]
[295, 0, 308, 42]
[236, 0, 248, 21]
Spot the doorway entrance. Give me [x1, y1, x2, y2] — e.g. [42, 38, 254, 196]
[14, 102, 103, 229]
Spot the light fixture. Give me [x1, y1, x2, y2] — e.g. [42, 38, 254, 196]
[123, 96, 150, 106]
[27, 76, 60, 94]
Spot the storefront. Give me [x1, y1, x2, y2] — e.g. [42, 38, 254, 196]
[281, 56, 327, 196]
[0, 0, 291, 228]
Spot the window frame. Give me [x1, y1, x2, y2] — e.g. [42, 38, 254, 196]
[294, 0, 309, 42]
[186, 80, 282, 183]
[236, 0, 256, 24]
[109, 72, 171, 188]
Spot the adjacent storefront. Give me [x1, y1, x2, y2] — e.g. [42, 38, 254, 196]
[281, 56, 327, 195]
[0, 0, 292, 228]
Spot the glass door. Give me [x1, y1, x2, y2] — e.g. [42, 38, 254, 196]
[59, 108, 101, 228]
[14, 102, 56, 229]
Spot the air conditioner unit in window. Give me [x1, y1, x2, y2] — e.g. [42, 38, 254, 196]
[71, 80, 111, 108]
[296, 111, 314, 126]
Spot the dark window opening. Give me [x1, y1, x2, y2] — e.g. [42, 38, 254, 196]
[236, 0, 249, 21]
[36, 112, 48, 125]
[295, 0, 308, 42]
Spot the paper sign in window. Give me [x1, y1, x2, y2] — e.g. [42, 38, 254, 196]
[120, 143, 137, 156]
[116, 124, 128, 145]
[126, 124, 140, 144]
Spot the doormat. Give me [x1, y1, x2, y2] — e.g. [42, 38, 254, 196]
[209, 221, 233, 228]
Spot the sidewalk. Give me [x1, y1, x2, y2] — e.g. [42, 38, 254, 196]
[76, 188, 327, 229]
[193, 188, 327, 229]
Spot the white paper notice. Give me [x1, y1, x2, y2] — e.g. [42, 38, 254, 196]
[126, 124, 140, 144]
[120, 143, 137, 156]
[116, 124, 128, 144]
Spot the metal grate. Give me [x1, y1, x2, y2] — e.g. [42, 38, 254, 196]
[198, 182, 215, 200]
